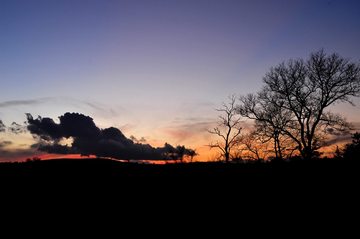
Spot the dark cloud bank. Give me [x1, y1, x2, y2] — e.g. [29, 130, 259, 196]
[26, 112, 194, 161]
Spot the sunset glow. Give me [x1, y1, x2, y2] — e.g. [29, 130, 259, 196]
[1, 0, 360, 162]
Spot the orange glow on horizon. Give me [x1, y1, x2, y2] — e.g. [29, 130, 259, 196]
[38, 154, 97, 160]
[0, 137, 351, 163]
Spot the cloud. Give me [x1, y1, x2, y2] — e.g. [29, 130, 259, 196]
[324, 121, 360, 146]
[0, 120, 27, 134]
[0, 98, 52, 108]
[27, 114, 63, 141]
[8, 122, 26, 134]
[0, 147, 38, 162]
[0, 97, 123, 121]
[325, 134, 353, 146]
[31, 143, 75, 154]
[77, 100, 122, 119]
[84, 102, 118, 117]
[0, 140, 35, 162]
[351, 122, 360, 131]
[164, 121, 216, 142]
[0, 120, 5, 132]
[26, 112, 193, 160]
[0, 140, 12, 148]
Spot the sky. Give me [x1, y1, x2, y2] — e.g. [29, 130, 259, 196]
[1, 0, 360, 161]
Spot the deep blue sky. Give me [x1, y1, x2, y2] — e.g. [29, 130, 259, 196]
[1, 0, 360, 158]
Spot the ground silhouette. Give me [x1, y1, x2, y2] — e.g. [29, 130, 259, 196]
[1, 157, 359, 182]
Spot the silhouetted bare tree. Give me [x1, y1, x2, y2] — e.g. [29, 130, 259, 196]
[208, 95, 242, 163]
[248, 50, 360, 159]
[185, 148, 197, 163]
[238, 93, 293, 160]
[238, 132, 270, 161]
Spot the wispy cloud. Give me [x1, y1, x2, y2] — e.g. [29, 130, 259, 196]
[325, 134, 353, 146]
[351, 121, 360, 131]
[162, 115, 256, 146]
[81, 101, 122, 118]
[0, 97, 124, 123]
[162, 117, 217, 143]
[0, 140, 12, 147]
[0, 98, 53, 108]
[50, 97, 125, 120]
[119, 123, 136, 133]
[0, 140, 35, 162]
[0, 148, 38, 162]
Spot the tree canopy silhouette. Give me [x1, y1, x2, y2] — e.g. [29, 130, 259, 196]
[239, 50, 360, 159]
[343, 132, 360, 160]
[238, 93, 295, 160]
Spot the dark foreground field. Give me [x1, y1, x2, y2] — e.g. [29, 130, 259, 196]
[1, 158, 359, 208]
[0, 158, 359, 181]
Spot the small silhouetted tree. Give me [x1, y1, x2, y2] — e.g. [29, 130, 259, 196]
[343, 132, 360, 159]
[185, 148, 197, 163]
[245, 50, 360, 159]
[208, 95, 242, 163]
[176, 145, 186, 162]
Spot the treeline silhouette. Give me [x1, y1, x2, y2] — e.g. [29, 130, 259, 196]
[334, 132, 360, 160]
[1, 130, 359, 178]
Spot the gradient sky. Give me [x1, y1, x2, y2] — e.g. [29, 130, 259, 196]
[1, 0, 360, 161]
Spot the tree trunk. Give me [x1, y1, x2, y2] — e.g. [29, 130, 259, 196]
[274, 138, 279, 159]
[274, 133, 283, 161]
[277, 142, 283, 160]
[225, 152, 230, 163]
[302, 146, 313, 160]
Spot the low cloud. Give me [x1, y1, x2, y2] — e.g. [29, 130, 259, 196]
[324, 134, 353, 146]
[351, 122, 360, 131]
[27, 112, 194, 160]
[0, 140, 35, 162]
[324, 122, 360, 146]
[0, 140, 12, 147]
[0, 148, 38, 162]
[163, 116, 254, 144]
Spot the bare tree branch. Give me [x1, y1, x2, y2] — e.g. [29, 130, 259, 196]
[208, 95, 243, 162]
